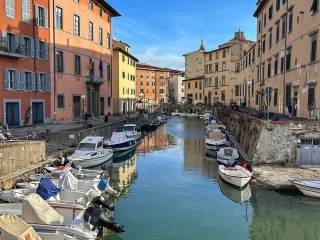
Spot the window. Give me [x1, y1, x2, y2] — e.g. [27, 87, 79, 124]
[107, 33, 111, 49]
[88, 22, 93, 41]
[258, 21, 261, 34]
[99, 8, 103, 17]
[122, 72, 125, 79]
[38, 73, 47, 91]
[188, 83, 190, 89]
[215, 63, 219, 72]
[288, 10, 293, 33]
[37, 5, 47, 28]
[122, 55, 125, 62]
[282, 16, 286, 38]
[5, 0, 15, 18]
[55, 7, 63, 30]
[222, 61, 226, 71]
[107, 64, 111, 81]
[222, 76, 226, 86]
[73, 15, 80, 36]
[88, 1, 93, 10]
[276, 21, 280, 43]
[22, 0, 30, 22]
[23, 72, 32, 91]
[280, 56, 285, 72]
[274, 57, 278, 75]
[216, 52, 219, 59]
[56, 50, 64, 73]
[195, 82, 198, 89]
[274, 89, 278, 106]
[310, 0, 319, 14]
[39, 41, 47, 59]
[7, 33, 15, 53]
[99, 61, 103, 78]
[99, 28, 103, 45]
[23, 37, 32, 57]
[308, 86, 316, 109]
[262, 35, 266, 53]
[310, 33, 318, 63]
[222, 50, 226, 58]
[57, 95, 64, 108]
[276, 0, 280, 11]
[269, 29, 273, 48]
[269, 5, 273, 19]
[267, 61, 271, 78]
[74, 55, 81, 75]
[286, 48, 291, 71]
[7, 69, 16, 90]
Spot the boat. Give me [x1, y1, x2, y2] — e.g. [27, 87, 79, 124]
[186, 113, 198, 118]
[0, 213, 77, 240]
[157, 115, 168, 124]
[292, 180, 320, 199]
[171, 112, 180, 116]
[205, 129, 229, 151]
[205, 124, 226, 134]
[0, 188, 35, 203]
[104, 132, 137, 152]
[218, 165, 253, 188]
[143, 119, 159, 131]
[0, 193, 98, 240]
[69, 136, 113, 168]
[121, 124, 142, 141]
[216, 147, 239, 165]
[218, 178, 252, 204]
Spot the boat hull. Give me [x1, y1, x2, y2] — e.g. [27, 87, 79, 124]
[71, 152, 113, 168]
[293, 181, 320, 199]
[218, 166, 252, 188]
[108, 140, 137, 152]
[216, 157, 235, 165]
[126, 132, 142, 141]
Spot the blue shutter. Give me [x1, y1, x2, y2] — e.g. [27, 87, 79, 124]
[1, 31, 8, 50]
[31, 38, 35, 57]
[14, 70, 20, 90]
[3, 69, 9, 90]
[36, 73, 41, 91]
[44, 8, 48, 28]
[20, 71, 26, 90]
[32, 72, 36, 91]
[14, 34, 19, 53]
[35, 40, 39, 58]
[46, 73, 50, 91]
[44, 42, 48, 60]
[35, 5, 39, 26]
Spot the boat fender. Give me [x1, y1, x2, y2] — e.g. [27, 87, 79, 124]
[84, 207, 125, 233]
[249, 178, 257, 185]
[91, 196, 116, 211]
[97, 179, 108, 191]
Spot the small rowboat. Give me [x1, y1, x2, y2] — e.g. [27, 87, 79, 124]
[292, 180, 320, 199]
[218, 165, 252, 188]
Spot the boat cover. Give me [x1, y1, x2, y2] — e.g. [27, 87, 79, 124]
[111, 132, 128, 142]
[208, 130, 225, 140]
[36, 177, 60, 200]
[58, 171, 78, 191]
[218, 148, 239, 160]
[22, 193, 64, 225]
[0, 214, 41, 240]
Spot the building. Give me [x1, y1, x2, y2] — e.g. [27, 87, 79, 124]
[49, 0, 120, 122]
[254, 0, 320, 118]
[136, 64, 171, 110]
[112, 40, 139, 115]
[204, 31, 255, 106]
[168, 71, 185, 104]
[0, 0, 51, 126]
[183, 41, 205, 104]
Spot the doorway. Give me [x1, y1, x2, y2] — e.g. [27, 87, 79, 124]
[5, 101, 20, 126]
[32, 101, 44, 124]
[100, 97, 105, 116]
[73, 96, 81, 118]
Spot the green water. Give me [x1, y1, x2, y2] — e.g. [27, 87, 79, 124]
[106, 117, 320, 240]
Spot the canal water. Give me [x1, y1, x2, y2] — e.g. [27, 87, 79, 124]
[106, 117, 320, 240]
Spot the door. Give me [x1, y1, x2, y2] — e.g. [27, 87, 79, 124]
[299, 139, 320, 166]
[5, 102, 20, 126]
[32, 102, 44, 124]
[73, 96, 81, 118]
[100, 97, 105, 116]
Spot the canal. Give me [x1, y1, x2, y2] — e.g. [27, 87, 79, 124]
[106, 117, 320, 240]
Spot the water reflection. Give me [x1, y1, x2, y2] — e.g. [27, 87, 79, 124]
[218, 178, 252, 204]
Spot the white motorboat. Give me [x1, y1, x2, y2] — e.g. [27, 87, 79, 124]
[205, 124, 226, 134]
[0, 188, 35, 203]
[292, 180, 320, 199]
[69, 136, 113, 168]
[217, 147, 239, 165]
[218, 165, 252, 188]
[205, 129, 228, 151]
[104, 132, 137, 152]
[121, 124, 142, 140]
[0, 194, 98, 240]
[157, 116, 168, 124]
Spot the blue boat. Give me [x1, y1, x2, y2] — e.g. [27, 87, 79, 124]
[104, 132, 137, 152]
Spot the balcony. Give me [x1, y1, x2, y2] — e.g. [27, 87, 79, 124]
[0, 45, 24, 58]
[86, 76, 104, 86]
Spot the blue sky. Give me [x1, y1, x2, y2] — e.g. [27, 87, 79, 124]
[108, 0, 257, 70]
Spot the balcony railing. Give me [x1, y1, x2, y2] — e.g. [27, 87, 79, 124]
[86, 76, 104, 85]
[0, 43, 24, 58]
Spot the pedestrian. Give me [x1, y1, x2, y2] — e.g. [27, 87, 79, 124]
[104, 114, 109, 123]
[84, 112, 88, 123]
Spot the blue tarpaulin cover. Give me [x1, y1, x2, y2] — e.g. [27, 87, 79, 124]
[36, 177, 60, 200]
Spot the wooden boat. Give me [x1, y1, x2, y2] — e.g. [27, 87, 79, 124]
[216, 147, 239, 165]
[218, 165, 252, 188]
[292, 180, 320, 199]
[205, 129, 228, 151]
[69, 136, 113, 168]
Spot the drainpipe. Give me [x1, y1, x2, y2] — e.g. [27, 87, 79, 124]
[282, 0, 289, 115]
[52, 0, 57, 122]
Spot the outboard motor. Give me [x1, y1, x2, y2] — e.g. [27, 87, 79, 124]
[91, 196, 115, 211]
[84, 207, 125, 233]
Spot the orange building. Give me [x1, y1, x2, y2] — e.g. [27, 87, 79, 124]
[49, 0, 120, 122]
[0, 0, 51, 126]
[136, 63, 173, 109]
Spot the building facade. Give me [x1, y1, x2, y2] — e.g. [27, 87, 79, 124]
[50, 0, 119, 122]
[168, 71, 185, 104]
[136, 64, 171, 110]
[112, 40, 138, 115]
[0, 0, 51, 126]
[183, 41, 205, 104]
[204, 31, 255, 106]
[254, 0, 320, 118]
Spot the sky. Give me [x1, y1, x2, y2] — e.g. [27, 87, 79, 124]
[108, 0, 257, 70]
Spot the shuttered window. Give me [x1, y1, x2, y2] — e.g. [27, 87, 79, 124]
[35, 5, 48, 28]
[310, 33, 318, 63]
[107, 64, 111, 81]
[5, 0, 15, 18]
[73, 15, 80, 36]
[74, 55, 81, 75]
[55, 7, 63, 30]
[22, 0, 30, 22]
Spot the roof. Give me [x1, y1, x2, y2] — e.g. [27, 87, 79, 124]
[136, 63, 178, 73]
[113, 47, 139, 62]
[183, 76, 205, 82]
[96, 0, 121, 17]
[205, 45, 231, 54]
[81, 136, 104, 144]
[254, 0, 267, 17]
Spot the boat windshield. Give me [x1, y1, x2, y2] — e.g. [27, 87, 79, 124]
[78, 143, 96, 151]
[123, 126, 135, 132]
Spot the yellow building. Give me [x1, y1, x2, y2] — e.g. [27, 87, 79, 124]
[112, 40, 139, 114]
